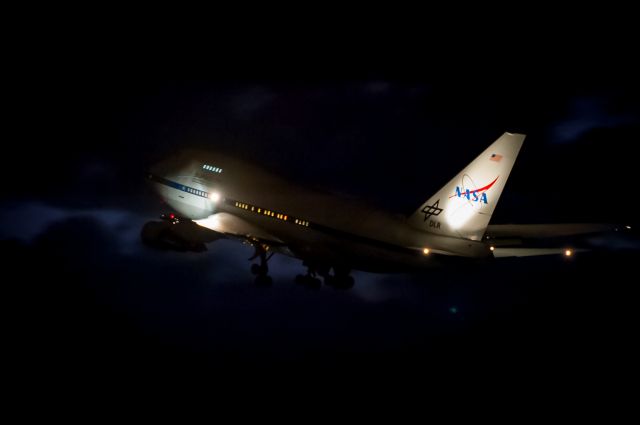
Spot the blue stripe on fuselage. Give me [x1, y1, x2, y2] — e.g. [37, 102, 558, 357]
[148, 174, 210, 198]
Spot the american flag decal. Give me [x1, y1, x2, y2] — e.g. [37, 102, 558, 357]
[490, 153, 503, 162]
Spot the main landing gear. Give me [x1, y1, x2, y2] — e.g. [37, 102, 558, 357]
[324, 265, 355, 290]
[294, 263, 323, 289]
[296, 263, 354, 290]
[247, 247, 356, 290]
[249, 244, 274, 286]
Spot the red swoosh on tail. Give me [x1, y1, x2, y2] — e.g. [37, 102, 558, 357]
[448, 176, 499, 199]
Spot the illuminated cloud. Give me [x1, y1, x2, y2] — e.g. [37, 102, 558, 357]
[551, 96, 633, 143]
[0, 202, 147, 255]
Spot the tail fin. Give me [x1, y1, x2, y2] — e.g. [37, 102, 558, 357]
[408, 132, 525, 241]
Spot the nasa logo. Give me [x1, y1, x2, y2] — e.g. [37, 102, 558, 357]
[450, 176, 499, 205]
[455, 187, 488, 204]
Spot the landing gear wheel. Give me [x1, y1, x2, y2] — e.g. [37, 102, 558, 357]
[333, 275, 354, 290]
[323, 275, 335, 287]
[295, 274, 321, 289]
[307, 277, 322, 289]
[331, 266, 355, 290]
[251, 263, 268, 275]
[254, 274, 273, 287]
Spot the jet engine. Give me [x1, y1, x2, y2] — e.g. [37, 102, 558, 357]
[141, 218, 210, 252]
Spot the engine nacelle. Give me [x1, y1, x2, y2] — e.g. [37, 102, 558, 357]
[141, 220, 207, 252]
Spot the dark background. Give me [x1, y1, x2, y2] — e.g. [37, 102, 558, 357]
[2, 28, 639, 411]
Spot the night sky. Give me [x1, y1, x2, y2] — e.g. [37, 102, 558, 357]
[4, 52, 640, 408]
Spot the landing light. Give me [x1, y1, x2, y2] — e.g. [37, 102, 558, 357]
[489, 246, 495, 251]
[209, 192, 221, 202]
[564, 249, 572, 257]
[423, 248, 430, 255]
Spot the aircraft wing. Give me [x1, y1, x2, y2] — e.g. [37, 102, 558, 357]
[143, 212, 287, 253]
[194, 213, 296, 256]
[195, 213, 284, 245]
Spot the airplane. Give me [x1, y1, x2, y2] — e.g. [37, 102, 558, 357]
[142, 132, 620, 288]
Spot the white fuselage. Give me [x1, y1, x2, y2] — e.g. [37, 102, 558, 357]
[148, 150, 489, 272]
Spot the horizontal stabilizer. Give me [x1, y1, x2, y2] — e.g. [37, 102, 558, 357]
[492, 248, 586, 258]
[485, 223, 615, 239]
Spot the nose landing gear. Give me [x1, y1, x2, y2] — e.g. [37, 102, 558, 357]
[249, 243, 273, 286]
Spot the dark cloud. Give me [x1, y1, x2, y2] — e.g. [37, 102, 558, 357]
[4, 205, 638, 386]
[362, 81, 392, 96]
[0, 202, 147, 255]
[551, 95, 637, 143]
[230, 85, 277, 119]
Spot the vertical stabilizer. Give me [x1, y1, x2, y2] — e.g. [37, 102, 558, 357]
[408, 132, 525, 241]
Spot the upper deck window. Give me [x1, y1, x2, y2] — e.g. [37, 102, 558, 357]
[202, 164, 223, 174]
